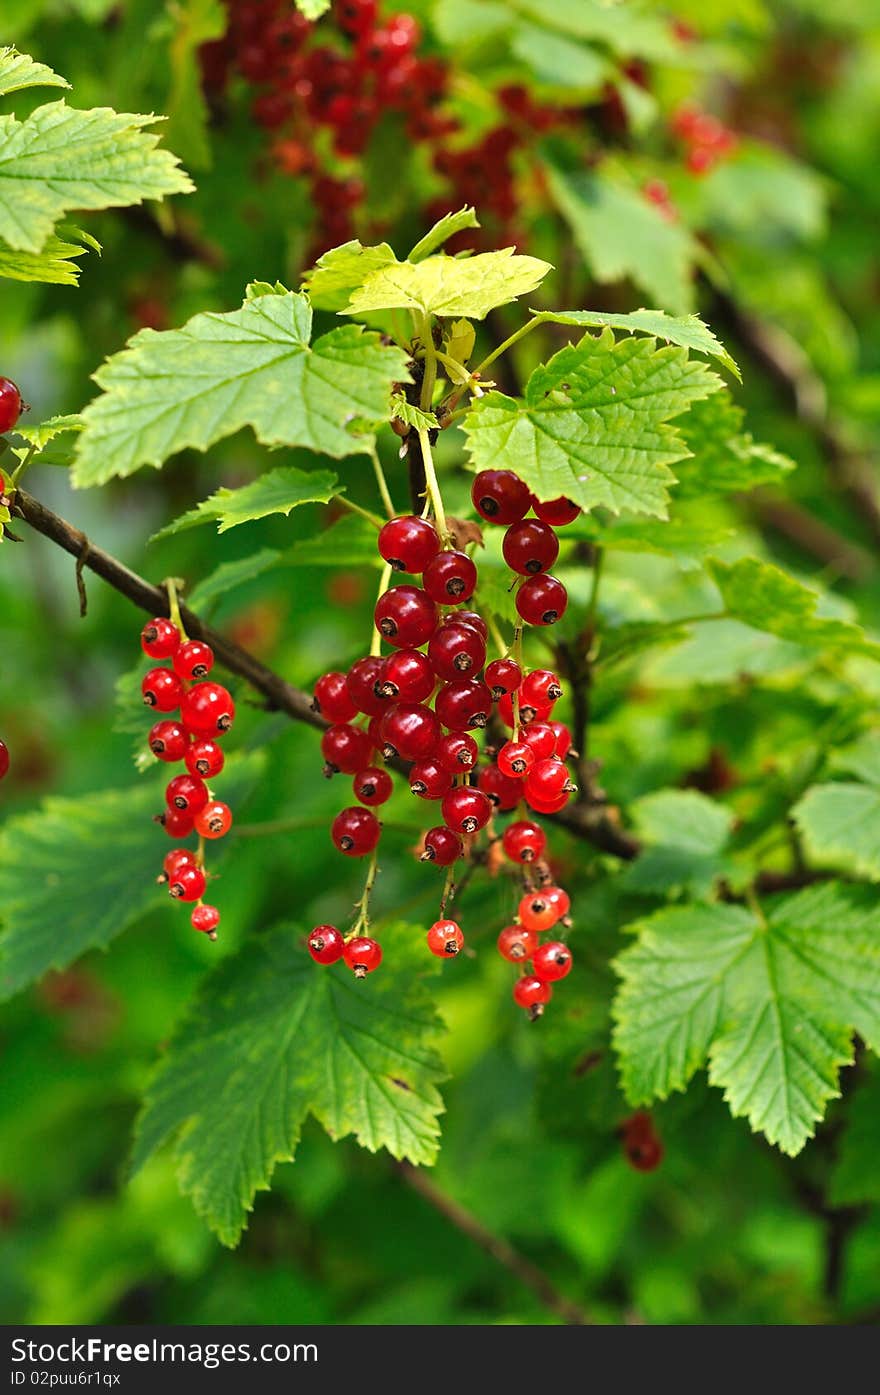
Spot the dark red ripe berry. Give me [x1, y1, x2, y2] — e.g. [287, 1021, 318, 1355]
[420, 825, 463, 866]
[353, 766, 393, 806]
[336, 0, 378, 38]
[173, 639, 215, 682]
[454, 611, 489, 641]
[435, 732, 478, 773]
[180, 682, 235, 736]
[0, 740, 7, 781]
[378, 515, 440, 573]
[498, 740, 535, 778]
[427, 919, 464, 957]
[532, 496, 581, 526]
[185, 739, 225, 780]
[196, 800, 233, 839]
[321, 723, 373, 775]
[513, 975, 553, 1014]
[380, 703, 440, 761]
[518, 892, 560, 933]
[409, 758, 453, 800]
[471, 469, 531, 525]
[533, 941, 573, 982]
[485, 658, 522, 699]
[441, 786, 492, 835]
[375, 585, 437, 647]
[379, 649, 434, 702]
[525, 757, 572, 805]
[149, 720, 188, 762]
[169, 863, 206, 902]
[332, 806, 381, 857]
[314, 671, 358, 723]
[497, 925, 539, 962]
[0, 377, 23, 434]
[434, 678, 493, 731]
[522, 669, 563, 705]
[141, 617, 181, 660]
[550, 721, 573, 760]
[343, 936, 383, 977]
[503, 820, 546, 864]
[308, 924, 345, 965]
[428, 620, 487, 679]
[159, 805, 195, 839]
[546, 885, 572, 918]
[166, 773, 209, 816]
[192, 904, 221, 937]
[422, 550, 477, 603]
[347, 657, 390, 717]
[478, 763, 523, 811]
[142, 667, 184, 712]
[516, 574, 568, 626]
[520, 723, 558, 760]
[503, 519, 559, 575]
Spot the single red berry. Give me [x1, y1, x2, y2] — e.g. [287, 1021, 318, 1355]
[454, 610, 488, 641]
[502, 820, 546, 864]
[435, 731, 479, 773]
[185, 738, 225, 779]
[169, 863, 207, 902]
[142, 667, 184, 712]
[485, 658, 522, 699]
[0, 740, 7, 780]
[533, 940, 573, 982]
[622, 1113, 664, 1172]
[525, 788, 571, 815]
[332, 806, 381, 856]
[522, 669, 563, 706]
[336, 0, 378, 39]
[195, 800, 233, 839]
[518, 892, 560, 933]
[497, 740, 534, 778]
[546, 885, 571, 918]
[313, 671, 358, 723]
[422, 550, 477, 603]
[525, 757, 573, 805]
[503, 519, 560, 575]
[513, 975, 553, 1015]
[380, 702, 440, 761]
[161, 848, 196, 882]
[378, 648, 435, 703]
[532, 496, 581, 526]
[471, 469, 531, 525]
[159, 805, 195, 839]
[410, 757, 453, 800]
[497, 691, 552, 729]
[192, 904, 221, 937]
[375, 585, 437, 647]
[550, 721, 573, 760]
[478, 763, 523, 811]
[173, 639, 215, 682]
[441, 785, 492, 835]
[434, 678, 493, 731]
[427, 919, 464, 957]
[353, 766, 393, 806]
[497, 925, 539, 962]
[322, 722, 374, 775]
[520, 723, 558, 759]
[343, 935, 383, 977]
[141, 617, 181, 660]
[180, 681, 235, 737]
[308, 923, 345, 965]
[0, 377, 23, 434]
[347, 656, 391, 717]
[516, 574, 568, 626]
[428, 619, 487, 679]
[166, 773, 209, 816]
[420, 825, 462, 866]
[148, 720, 188, 763]
[378, 515, 440, 573]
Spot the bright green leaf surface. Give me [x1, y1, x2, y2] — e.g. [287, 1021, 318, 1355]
[150, 466, 340, 538]
[709, 557, 880, 660]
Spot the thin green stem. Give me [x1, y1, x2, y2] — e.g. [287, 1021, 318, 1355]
[351, 849, 379, 936]
[487, 614, 508, 659]
[418, 312, 438, 414]
[512, 624, 524, 737]
[371, 562, 393, 656]
[434, 349, 484, 396]
[165, 577, 188, 642]
[8, 444, 37, 489]
[473, 312, 548, 378]
[333, 494, 383, 529]
[418, 426, 449, 543]
[369, 446, 396, 520]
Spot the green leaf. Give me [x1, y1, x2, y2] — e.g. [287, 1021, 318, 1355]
[407, 207, 479, 263]
[675, 392, 796, 497]
[792, 784, 880, 882]
[613, 882, 880, 1154]
[709, 557, 880, 660]
[510, 24, 608, 92]
[0, 102, 193, 254]
[390, 393, 438, 432]
[539, 309, 740, 379]
[829, 1071, 880, 1207]
[341, 247, 553, 321]
[596, 619, 692, 670]
[283, 512, 383, 568]
[621, 789, 738, 900]
[463, 328, 722, 517]
[150, 466, 340, 539]
[512, 0, 686, 61]
[132, 922, 446, 1244]
[546, 164, 698, 314]
[577, 512, 735, 567]
[73, 288, 409, 486]
[0, 231, 90, 284]
[163, 0, 226, 170]
[187, 549, 283, 611]
[0, 47, 70, 97]
[303, 239, 397, 312]
[294, 0, 331, 16]
[12, 413, 83, 449]
[829, 730, 880, 786]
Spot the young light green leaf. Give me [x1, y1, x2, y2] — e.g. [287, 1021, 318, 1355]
[0, 232, 89, 284]
[792, 783, 880, 882]
[463, 329, 722, 517]
[709, 557, 880, 660]
[390, 393, 438, 432]
[12, 413, 83, 449]
[342, 247, 553, 321]
[613, 882, 880, 1154]
[150, 466, 340, 539]
[73, 289, 409, 486]
[132, 922, 446, 1244]
[539, 308, 740, 379]
[0, 102, 193, 254]
[0, 47, 70, 97]
[303, 239, 397, 312]
[829, 730, 880, 786]
[407, 207, 479, 263]
[621, 789, 738, 900]
[675, 392, 796, 497]
[187, 549, 283, 611]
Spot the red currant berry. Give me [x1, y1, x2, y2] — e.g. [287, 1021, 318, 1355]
[375, 585, 437, 647]
[502, 820, 546, 864]
[525, 758, 573, 805]
[322, 723, 373, 775]
[498, 740, 534, 778]
[428, 620, 486, 679]
[169, 863, 207, 902]
[185, 739, 225, 780]
[313, 671, 358, 723]
[532, 496, 581, 526]
[158, 806, 195, 839]
[166, 773, 209, 816]
[378, 515, 440, 573]
[622, 1113, 664, 1172]
[525, 788, 571, 815]
[520, 723, 558, 759]
[142, 667, 184, 712]
[454, 611, 489, 641]
[497, 691, 552, 729]
[366, 715, 385, 749]
[550, 721, 573, 760]
[420, 825, 463, 866]
[546, 886, 571, 918]
[308, 924, 345, 965]
[0, 377, 23, 434]
[478, 763, 523, 811]
[435, 731, 478, 773]
[173, 639, 215, 682]
[343, 935, 383, 978]
[380, 703, 440, 761]
[332, 806, 381, 856]
[485, 658, 522, 699]
[409, 758, 453, 800]
[180, 682, 235, 736]
[441, 785, 492, 835]
[522, 669, 563, 706]
[161, 848, 196, 882]
[518, 892, 560, 933]
[353, 766, 393, 806]
[422, 550, 477, 603]
[336, 0, 378, 39]
[195, 800, 233, 839]
[516, 574, 568, 626]
[378, 649, 434, 703]
[192, 904, 221, 937]
[434, 678, 493, 731]
[427, 919, 464, 957]
[513, 975, 553, 1014]
[0, 740, 7, 781]
[148, 720, 188, 762]
[533, 940, 573, 982]
[141, 617, 181, 660]
[347, 657, 391, 717]
[497, 925, 539, 962]
[503, 519, 559, 575]
[471, 469, 530, 525]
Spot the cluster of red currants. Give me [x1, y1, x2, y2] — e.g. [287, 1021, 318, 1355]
[671, 103, 739, 175]
[307, 468, 581, 1014]
[0, 377, 23, 435]
[140, 616, 236, 939]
